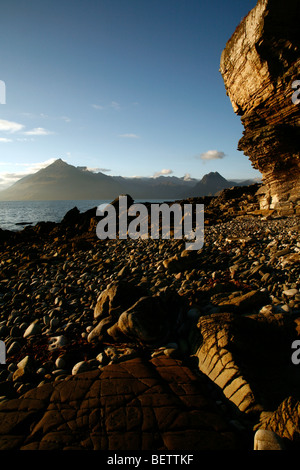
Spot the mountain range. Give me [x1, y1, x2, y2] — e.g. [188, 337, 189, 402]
[0, 158, 258, 201]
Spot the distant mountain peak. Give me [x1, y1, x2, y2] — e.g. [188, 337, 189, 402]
[201, 171, 227, 183]
[52, 158, 68, 166]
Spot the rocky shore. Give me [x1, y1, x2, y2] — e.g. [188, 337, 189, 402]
[0, 187, 299, 450]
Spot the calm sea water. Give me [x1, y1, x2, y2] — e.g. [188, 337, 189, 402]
[0, 199, 171, 232]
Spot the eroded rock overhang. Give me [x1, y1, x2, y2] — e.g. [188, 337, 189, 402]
[220, 0, 300, 215]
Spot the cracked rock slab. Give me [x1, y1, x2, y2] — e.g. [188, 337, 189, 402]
[0, 356, 238, 450]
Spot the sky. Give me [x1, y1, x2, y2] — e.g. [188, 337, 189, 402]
[0, 0, 261, 191]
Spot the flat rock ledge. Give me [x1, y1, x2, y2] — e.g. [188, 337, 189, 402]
[0, 356, 238, 451]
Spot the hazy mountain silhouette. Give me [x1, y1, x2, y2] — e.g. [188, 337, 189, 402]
[184, 171, 235, 197]
[0, 159, 257, 201]
[0, 159, 125, 201]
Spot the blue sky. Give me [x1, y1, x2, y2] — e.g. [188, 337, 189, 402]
[0, 0, 261, 190]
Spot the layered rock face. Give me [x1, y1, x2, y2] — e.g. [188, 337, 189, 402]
[220, 0, 300, 214]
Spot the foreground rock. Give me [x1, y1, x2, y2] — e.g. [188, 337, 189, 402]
[192, 311, 300, 416]
[0, 356, 239, 450]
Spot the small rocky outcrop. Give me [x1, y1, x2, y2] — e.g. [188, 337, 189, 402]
[220, 0, 300, 215]
[192, 310, 300, 417]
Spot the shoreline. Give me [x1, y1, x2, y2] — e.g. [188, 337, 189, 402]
[0, 187, 299, 450]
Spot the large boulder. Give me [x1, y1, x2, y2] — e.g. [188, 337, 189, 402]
[192, 311, 300, 417]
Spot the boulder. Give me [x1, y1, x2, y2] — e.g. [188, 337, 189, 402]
[94, 281, 147, 321]
[117, 296, 170, 345]
[192, 311, 299, 416]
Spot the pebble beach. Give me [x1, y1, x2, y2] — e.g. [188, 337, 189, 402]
[0, 207, 299, 399]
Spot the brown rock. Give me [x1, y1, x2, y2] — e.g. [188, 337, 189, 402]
[93, 280, 147, 321]
[0, 357, 238, 450]
[192, 311, 299, 416]
[118, 296, 170, 344]
[218, 289, 271, 313]
[255, 396, 300, 447]
[220, 0, 300, 214]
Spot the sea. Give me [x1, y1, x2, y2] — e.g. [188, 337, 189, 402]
[0, 199, 173, 232]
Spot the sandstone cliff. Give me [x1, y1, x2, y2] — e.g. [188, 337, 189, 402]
[220, 0, 300, 214]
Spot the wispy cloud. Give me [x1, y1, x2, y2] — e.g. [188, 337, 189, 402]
[119, 133, 140, 139]
[88, 167, 111, 173]
[60, 116, 71, 123]
[23, 127, 53, 136]
[110, 101, 120, 110]
[153, 169, 173, 178]
[0, 158, 57, 190]
[197, 150, 226, 161]
[92, 101, 121, 111]
[23, 158, 57, 172]
[96, 168, 111, 173]
[0, 119, 24, 133]
[91, 104, 105, 110]
[0, 137, 12, 143]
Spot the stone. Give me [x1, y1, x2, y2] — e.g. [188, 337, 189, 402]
[87, 317, 115, 343]
[117, 296, 170, 345]
[23, 321, 42, 338]
[7, 341, 22, 356]
[93, 280, 146, 321]
[48, 335, 68, 351]
[12, 356, 36, 382]
[254, 430, 285, 450]
[218, 289, 270, 313]
[283, 289, 299, 298]
[71, 361, 91, 375]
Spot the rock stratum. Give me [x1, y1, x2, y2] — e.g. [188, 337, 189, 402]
[220, 0, 300, 215]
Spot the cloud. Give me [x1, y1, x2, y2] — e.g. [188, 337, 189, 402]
[96, 168, 111, 173]
[111, 101, 120, 110]
[0, 137, 12, 143]
[92, 101, 121, 111]
[60, 116, 71, 122]
[153, 169, 174, 178]
[119, 133, 140, 139]
[0, 158, 57, 190]
[78, 166, 111, 173]
[25, 158, 57, 172]
[183, 173, 193, 181]
[0, 119, 24, 133]
[91, 104, 105, 110]
[197, 150, 226, 161]
[23, 127, 53, 136]
[0, 173, 27, 189]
